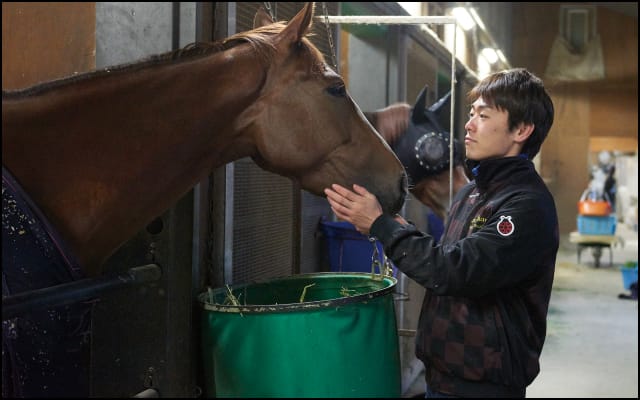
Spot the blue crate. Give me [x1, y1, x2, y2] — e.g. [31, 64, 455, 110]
[577, 215, 616, 235]
[320, 219, 397, 276]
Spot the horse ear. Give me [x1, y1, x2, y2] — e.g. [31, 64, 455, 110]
[278, 2, 314, 43]
[254, 6, 274, 28]
[428, 91, 452, 132]
[411, 85, 429, 123]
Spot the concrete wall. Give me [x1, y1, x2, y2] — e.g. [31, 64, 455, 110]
[91, 3, 200, 397]
[96, 2, 195, 68]
[345, 28, 401, 109]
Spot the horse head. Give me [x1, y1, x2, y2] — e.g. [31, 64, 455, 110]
[391, 85, 469, 219]
[239, 2, 408, 215]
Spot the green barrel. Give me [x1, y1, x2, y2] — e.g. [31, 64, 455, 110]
[198, 272, 400, 398]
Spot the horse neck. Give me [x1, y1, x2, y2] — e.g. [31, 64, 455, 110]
[410, 165, 470, 221]
[2, 45, 266, 275]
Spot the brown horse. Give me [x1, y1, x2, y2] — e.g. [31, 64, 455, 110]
[409, 166, 469, 220]
[2, 3, 407, 279]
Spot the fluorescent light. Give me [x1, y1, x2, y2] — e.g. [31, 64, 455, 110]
[477, 57, 491, 79]
[481, 47, 499, 64]
[468, 8, 486, 31]
[397, 2, 422, 17]
[451, 7, 475, 31]
[496, 49, 507, 64]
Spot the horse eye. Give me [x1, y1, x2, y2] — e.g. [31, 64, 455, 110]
[326, 84, 346, 97]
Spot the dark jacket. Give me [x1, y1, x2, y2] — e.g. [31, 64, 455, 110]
[371, 156, 559, 397]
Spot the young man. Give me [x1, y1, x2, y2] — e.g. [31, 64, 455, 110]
[325, 68, 558, 398]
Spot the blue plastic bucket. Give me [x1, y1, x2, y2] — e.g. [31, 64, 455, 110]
[320, 219, 396, 276]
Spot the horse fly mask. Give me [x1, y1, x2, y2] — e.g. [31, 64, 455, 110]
[391, 85, 463, 186]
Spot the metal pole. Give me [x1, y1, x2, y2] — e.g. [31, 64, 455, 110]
[320, 16, 457, 25]
[132, 388, 160, 398]
[2, 264, 162, 320]
[450, 21, 457, 209]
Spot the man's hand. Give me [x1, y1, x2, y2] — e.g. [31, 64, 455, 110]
[324, 184, 383, 235]
[374, 103, 410, 144]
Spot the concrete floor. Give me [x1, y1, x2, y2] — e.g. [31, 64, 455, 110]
[402, 222, 638, 398]
[527, 222, 638, 398]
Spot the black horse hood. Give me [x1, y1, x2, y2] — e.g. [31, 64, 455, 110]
[391, 85, 463, 186]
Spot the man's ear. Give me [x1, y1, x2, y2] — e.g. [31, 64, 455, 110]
[514, 123, 534, 144]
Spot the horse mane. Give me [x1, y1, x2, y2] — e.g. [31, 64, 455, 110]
[3, 21, 323, 99]
[229, 22, 323, 74]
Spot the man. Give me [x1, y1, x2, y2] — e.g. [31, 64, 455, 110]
[325, 68, 558, 397]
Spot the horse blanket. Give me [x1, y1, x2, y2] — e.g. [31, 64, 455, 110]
[2, 166, 92, 398]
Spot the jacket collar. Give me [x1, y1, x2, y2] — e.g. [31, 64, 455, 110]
[465, 155, 532, 190]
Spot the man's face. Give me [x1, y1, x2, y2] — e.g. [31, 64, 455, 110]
[464, 97, 521, 161]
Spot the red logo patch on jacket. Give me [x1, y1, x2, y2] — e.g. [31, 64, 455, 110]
[497, 215, 515, 236]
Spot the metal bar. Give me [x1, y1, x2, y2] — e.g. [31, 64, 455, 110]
[223, 2, 236, 285]
[2, 264, 162, 320]
[450, 22, 457, 209]
[319, 16, 457, 25]
[132, 388, 160, 398]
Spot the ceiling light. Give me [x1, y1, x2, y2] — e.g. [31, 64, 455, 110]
[496, 49, 507, 64]
[468, 8, 486, 31]
[481, 47, 499, 64]
[451, 7, 475, 31]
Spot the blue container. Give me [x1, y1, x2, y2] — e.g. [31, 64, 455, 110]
[621, 265, 638, 290]
[320, 219, 396, 276]
[577, 215, 616, 235]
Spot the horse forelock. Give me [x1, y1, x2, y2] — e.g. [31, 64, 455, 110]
[301, 35, 327, 76]
[222, 25, 281, 67]
[226, 23, 325, 76]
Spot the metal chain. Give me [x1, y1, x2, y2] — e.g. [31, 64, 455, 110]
[321, 2, 339, 73]
[370, 237, 382, 275]
[370, 236, 393, 277]
[263, 2, 275, 21]
[383, 253, 394, 277]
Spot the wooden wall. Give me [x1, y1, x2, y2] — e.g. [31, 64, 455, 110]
[511, 3, 638, 235]
[2, 2, 95, 90]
